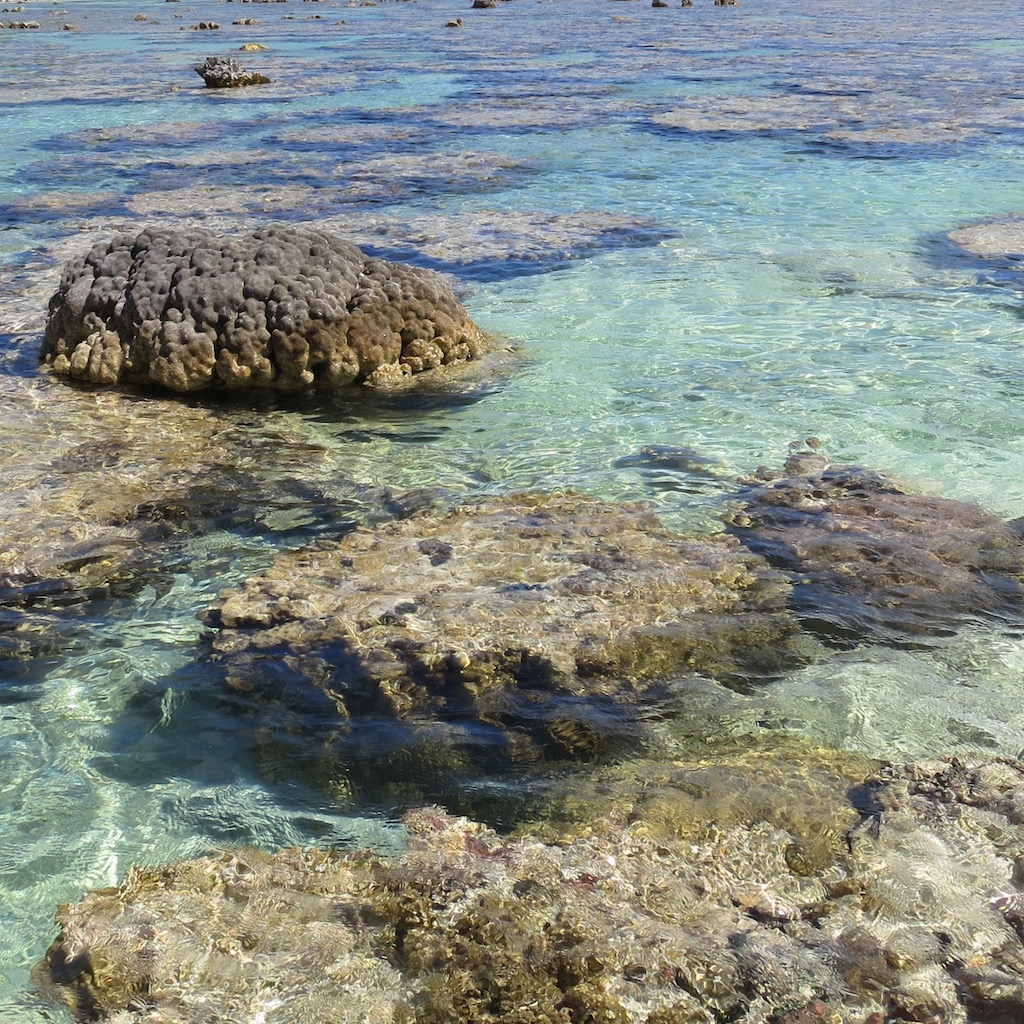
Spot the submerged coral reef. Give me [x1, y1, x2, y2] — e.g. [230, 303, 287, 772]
[198, 491, 806, 807]
[41, 224, 487, 391]
[36, 752, 1024, 1024]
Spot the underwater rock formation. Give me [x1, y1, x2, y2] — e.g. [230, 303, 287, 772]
[36, 754, 1024, 1024]
[724, 441, 1024, 644]
[199, 492, 802, 804]
[41, 225, 488, 392]
[948, 213, 1024, 261]
[0, 373, 418, 660]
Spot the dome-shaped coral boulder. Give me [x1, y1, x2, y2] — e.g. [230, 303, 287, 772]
[41, 225, 488, 392]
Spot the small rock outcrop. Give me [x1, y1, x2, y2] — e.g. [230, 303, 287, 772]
[194, 54, 269, 86]
[42, 225, 488, 391]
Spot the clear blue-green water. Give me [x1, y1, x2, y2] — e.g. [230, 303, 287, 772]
[3, 0, 1024, 1016]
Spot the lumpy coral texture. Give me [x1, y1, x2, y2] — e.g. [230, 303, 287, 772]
[41, 225, 487, 391]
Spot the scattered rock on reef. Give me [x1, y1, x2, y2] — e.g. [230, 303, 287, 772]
[41, 225, 488, 392]
[724, 440, 1024, 644]
[199, 492, 802, 803]
[35, 755, 1024, 1024]
[194, 54, 269, 87]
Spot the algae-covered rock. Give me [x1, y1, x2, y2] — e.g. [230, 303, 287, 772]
[532, 733, 877, 876]
[724, 441, 1024, 644]
[199, 492, 803, 804]
[36, 755, 1024, 1024]
[41, 224, 488, 392]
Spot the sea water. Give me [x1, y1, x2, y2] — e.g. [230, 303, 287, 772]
[2, 0, 1024, 1016]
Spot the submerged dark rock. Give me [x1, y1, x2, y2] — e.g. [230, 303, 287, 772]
[948, 213, 1024, 262]
[199, 492, 803, 805]
[36, 753, 1024, 1024]
[42, 225, 488, 392]
[724, 441, 1024, 645]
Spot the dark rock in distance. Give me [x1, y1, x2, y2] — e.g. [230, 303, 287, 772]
[42, 224, 488, 392]
[194, 54, 269, 87]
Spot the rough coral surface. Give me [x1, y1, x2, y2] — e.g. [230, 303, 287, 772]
[41, 225, 487, 392]
[200, 493, 800, 781]
[724, 442, 1024, 643]
[36, 755, 1024, 1024]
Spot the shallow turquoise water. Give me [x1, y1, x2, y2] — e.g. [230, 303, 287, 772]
[3, 0, 1024, 1016]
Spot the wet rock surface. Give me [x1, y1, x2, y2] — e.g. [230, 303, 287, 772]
[36, 753, 1024, 1024]
[41, 224, 488, 392]
[194, 55, 270, 87]
[724, 442, 1024, 645]
[199, 492, 803, 805]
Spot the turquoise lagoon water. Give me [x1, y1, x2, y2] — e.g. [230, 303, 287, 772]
[3, 0, 1024, 1016]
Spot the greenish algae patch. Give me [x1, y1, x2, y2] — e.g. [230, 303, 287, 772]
[528, 733, 877, 877]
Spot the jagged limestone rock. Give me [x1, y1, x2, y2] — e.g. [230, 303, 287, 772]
[194, 55, 269, 86]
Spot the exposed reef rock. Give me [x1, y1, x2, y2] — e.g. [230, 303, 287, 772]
[724, 441, 1024, 644]
[41, 225, 488, 392]
[194, 54, 270, 87]
[199, 493, 803, 805]
[36, 755, 1024, 1024]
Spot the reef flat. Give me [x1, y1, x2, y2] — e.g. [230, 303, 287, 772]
[37, 752, 1024, 1024]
